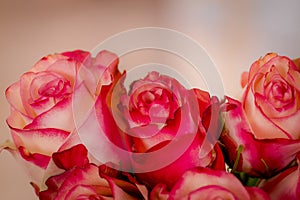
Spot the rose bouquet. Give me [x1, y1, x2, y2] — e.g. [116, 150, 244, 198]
[1, 49, 299, 200]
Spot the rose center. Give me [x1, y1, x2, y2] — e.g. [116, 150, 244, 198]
[266, 80, 293, 109]
[129, 86, 179, 125]
[39, 78, 71, 98]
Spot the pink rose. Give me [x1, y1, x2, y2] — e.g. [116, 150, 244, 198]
[38, 144, 148, 200]
[258, 154, 300, 200]
[221, 53, 300, 176]
[150, 168, 270, 200]
[116, 71, 225, 189]
[5, 50, 116, 169]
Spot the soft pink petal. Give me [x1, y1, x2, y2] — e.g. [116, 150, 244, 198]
[65, 185, 100, 200]
[5, 81, 27, 116]
[31, 54, 68, 73]
[20, 72, 37, 117]
[187, 186, 238, 200]
[243, 85, 290, 139]
[169, 168, 250, 200]
[24, 97, 74, 131]
[9, 126, 69, 155]
[1, 140, 48, 185]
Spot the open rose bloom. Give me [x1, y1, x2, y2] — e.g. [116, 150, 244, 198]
[2, 50, 300, 199]
[220, 53, 300, 198]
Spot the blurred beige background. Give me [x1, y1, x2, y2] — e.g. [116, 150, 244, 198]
[1, 0, 300, 199]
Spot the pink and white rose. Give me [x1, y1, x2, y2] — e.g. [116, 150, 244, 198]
[115, 71, 225, 189]
[221, 53, 300, 176]
[4, 50, 117, 169]
[38, 144, 148, 200]
[150, 168, 270, 200]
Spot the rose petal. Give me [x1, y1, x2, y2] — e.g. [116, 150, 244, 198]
[222, 97, 300, 176]
[52, 144, 89, 170]
[40, 164, 110, 200]
[9, 126, 69, 156]
[169, 168, 250, 200]
[18, 146, 51, 169]
[258, 154, 300, 200]
[245, 187, 271, 200]
[150, 184, 169, 200]
[187, 185, 238, 200]
[5, 81, 27, 116]
[243, 86, 291, 139]
[241, 71, 249, 88]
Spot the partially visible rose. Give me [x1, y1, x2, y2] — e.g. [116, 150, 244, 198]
[38, 144, 148, 200]
[150, 168, 270, 200]
[116, 71, 224, 189]
[241, 53, 300, 139]
[258, 154, 300, 200]
[5, 50, 117, 169]
[221, 53, 300, 176]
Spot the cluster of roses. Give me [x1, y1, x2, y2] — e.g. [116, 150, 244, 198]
[1, 50, 299, 200]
